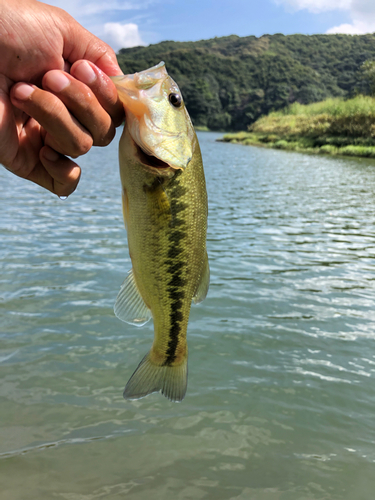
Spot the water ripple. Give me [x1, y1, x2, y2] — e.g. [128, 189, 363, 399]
[1, 133, 375, 498]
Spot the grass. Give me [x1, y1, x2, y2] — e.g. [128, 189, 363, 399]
[220, 95, 375, 159]
[194, 125, 210, 132]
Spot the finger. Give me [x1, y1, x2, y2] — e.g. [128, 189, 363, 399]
[42, 70, 115, 146]
[0, 76, 19, 169]
[0, 70, 77, 197]
[59, 12, 122, 76]
[39, 146, 81, 197]
[70, 60, 124, 127]
[2, 114, 42, 180]
[7, 114, 80, 197]
[10, 82, 93, 158]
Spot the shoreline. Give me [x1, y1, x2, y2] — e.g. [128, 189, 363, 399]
[218, 132, 375, 159]
[218, 95, 375, 160]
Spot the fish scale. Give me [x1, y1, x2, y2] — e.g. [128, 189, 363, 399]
[111, 63, 209, 402]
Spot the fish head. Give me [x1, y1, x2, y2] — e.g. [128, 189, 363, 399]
[111, 62, 195, 175]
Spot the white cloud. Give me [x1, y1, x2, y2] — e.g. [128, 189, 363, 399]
[327, 0, 375, 34]
[274, 0, 351, 14]
[43, 0, 152, 50]
[275, 0, 375, 34]
[327, 20, 375, 35]
[104, 22, 145, 51]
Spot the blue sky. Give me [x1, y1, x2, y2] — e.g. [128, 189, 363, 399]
[45, 0, 375, 51]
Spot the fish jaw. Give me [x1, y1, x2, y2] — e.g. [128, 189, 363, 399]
[110, 62, 195, 172]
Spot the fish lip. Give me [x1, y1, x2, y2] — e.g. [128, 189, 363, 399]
[110, 62, 166, 87]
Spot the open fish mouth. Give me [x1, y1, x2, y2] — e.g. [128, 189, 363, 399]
[136, 144, 171, 170]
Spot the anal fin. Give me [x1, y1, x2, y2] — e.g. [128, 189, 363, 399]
[114, 269, 152, 326]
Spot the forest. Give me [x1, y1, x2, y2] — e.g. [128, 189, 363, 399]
[117, 33, 375, 131]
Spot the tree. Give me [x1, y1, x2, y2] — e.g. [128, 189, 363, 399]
[361, 60, 375, 96]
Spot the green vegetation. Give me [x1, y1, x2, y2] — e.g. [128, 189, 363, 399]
[117, 33, 375, 130]
[220, 95, 375, 158]
[361, 60, 375, 95]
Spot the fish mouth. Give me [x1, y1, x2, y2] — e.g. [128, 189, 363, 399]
[135, 143, 182, 175]
[137, 145, 170, 169]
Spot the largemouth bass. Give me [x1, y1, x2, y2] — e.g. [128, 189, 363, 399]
[111, 62, 209, 402]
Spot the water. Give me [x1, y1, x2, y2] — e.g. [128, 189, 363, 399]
[1, 132, 375, 499]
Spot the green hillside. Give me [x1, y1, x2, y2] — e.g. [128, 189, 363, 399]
[117, 33, 375, 131]
[220, 95, 375, 158]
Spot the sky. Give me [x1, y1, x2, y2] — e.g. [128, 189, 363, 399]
[44, 0, 375, 52]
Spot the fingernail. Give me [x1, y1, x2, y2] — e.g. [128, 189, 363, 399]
[43, 147, 59, 162]
[45, 71, 70, 93]
[13, 83, 34, 100]
[74, 61, 96, 85]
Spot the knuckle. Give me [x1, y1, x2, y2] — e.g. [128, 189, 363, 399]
[113, 109, 125, 128]
[43, 94, 65, 119]
[71, 135, 93, 157]
[94, 124, 115, 147]
[104, 46, 117, 61]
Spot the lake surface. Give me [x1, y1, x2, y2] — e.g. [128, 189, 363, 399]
[1, 131, 375, 499]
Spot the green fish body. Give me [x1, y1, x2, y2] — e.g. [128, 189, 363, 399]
[111, 62, 209, 402]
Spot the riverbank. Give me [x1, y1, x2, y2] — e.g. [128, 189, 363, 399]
[220, 95, 375, 158]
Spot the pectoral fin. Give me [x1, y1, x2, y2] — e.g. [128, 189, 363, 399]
[114, 269, 152, 326]
[193, 252, 210, 304]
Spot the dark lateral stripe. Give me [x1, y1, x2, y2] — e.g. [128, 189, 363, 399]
[168, 230, 186, 246]
[168, 289, 185, 301]
[166, 261, 184, 274]
[168, 274, 186, 288]
[163, 174, 189, 366]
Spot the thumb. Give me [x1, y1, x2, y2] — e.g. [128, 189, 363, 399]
[59, 11, 123, 77]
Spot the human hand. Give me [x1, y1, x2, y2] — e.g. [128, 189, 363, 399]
[0, 0, 124, 197]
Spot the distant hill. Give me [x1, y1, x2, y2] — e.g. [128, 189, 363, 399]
[117, 33, 375, 131]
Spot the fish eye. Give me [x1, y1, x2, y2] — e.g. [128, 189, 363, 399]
[169, 93, 182, 108]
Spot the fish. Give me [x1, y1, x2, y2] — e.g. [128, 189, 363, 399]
[111, 62, 209, 403]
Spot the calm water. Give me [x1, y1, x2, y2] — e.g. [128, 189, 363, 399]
[1, 132, 375, 499]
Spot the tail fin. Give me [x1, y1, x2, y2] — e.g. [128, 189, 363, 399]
[123, 351, 188, 403]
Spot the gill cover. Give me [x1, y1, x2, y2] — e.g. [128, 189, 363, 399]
[111, 62, 195, 170]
